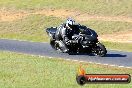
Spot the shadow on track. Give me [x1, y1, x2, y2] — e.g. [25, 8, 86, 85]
[105, 54, 127, 57]
[68, 53, 127, 57]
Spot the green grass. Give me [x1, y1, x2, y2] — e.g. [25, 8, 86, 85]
[0, 0, 132, 16]
[0, 15, 63, 42]
[0, 51, 132, 88]
[102, 41, 132, 52]
[82, 20, 132, 35]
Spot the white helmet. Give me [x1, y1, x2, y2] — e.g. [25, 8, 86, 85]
[66, 18, 75, 27]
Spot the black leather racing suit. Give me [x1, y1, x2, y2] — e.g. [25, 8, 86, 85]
[55, 23, 79, 52]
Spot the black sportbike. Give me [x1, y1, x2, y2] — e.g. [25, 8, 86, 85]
[46, 25, 107, 57]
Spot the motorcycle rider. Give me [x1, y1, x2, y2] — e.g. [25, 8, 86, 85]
[55, 18, 80, 53]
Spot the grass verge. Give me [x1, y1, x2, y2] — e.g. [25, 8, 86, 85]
[102, 41, 132, 52]
[0, 51, 132, 88]
[0, 0, 132, 16]
[82, 20, 132, 35]
[0, 14, 63, 42]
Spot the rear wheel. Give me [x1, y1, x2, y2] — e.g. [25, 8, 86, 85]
[93, 42, 107, 57]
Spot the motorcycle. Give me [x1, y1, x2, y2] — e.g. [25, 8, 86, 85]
[46, 24, 107, 57]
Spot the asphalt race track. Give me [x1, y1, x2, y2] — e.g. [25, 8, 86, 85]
[0, 39, 132, 68]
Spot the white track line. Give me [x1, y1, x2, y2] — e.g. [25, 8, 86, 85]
[64, 58, 132, 69]
[18, 53, 132, 69]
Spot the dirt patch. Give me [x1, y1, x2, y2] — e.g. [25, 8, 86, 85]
[0, 9, 76, 22]
[32, 9, 76, 18]
[76, 14, 132, 22]
[0, 9, 132, 22]
[99, 31, 132, 43]
[32, 9, 132, 22]
[0, 9, 29, 22]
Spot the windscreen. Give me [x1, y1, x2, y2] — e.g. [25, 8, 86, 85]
[79, 26, 91, 35]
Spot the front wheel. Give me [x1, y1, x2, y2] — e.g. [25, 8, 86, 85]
[93, 42, 107, 57]
[50, 39, 68, 53]
[50, 39, 59, 50]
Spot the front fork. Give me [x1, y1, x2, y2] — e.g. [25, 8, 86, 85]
[91, 41, 100, 55]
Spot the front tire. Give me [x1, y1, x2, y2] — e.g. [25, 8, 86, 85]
[50, 39, 68, 53]
[93, 42, 107, 57]
[50, 39, 59, 50]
